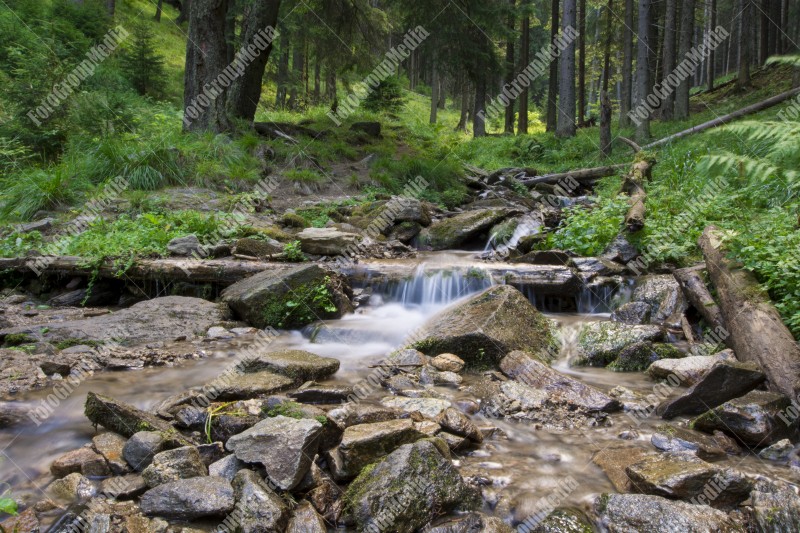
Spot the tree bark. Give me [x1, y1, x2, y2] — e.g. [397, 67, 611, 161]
[106, 0, 116, 17]
[622, 159, 651, 231]
[547, 0, 560, 131]
[183, 0, 232, 133]
[430, 67, 439, 124]
[759, 0, 769, 64]
[661, 0, 677, 119]
[519, 4, 530, 134]
[456, 79, 471, 133]
[635, 0, 652, 142]
[473, 75, 487, 137]
[620, 0, 635, 127]
[176, 0, 191, 24]
[698, 226, 800, 399]
[602, 0, 614, 94]
[737, 0, 752, 88]
[706, 0, 717, 90]
[673, 266, 726, 333]
[505, 0, 517, 134]
[155, 0, 163, 21]
[600, 90, 612, 155]
[578, 0, 586, 126]
[556, 0, 577, 138]
[675, 0, 695, 119]
[275, 28, 290, 108]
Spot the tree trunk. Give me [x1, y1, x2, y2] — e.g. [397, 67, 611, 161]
[673, 266, 726, 333]
[313, 60, 321, 104]
[660, 0, 677, 119]
[226, 0, 280, 123]
[698, 226, 800, 399]
[600, 90, 612, 155]
[106, 0, 116, 17]
[780, 0, 789, 53]
[519, 5, 530, 134]
[578, 0, 586, 126]
[675, 0, 695, 119]
[275, 29, 290, 108]
[473, 75, 487, 137]
[176, 0, 191, 24]
[738, 0, 752, 87]
[620, 0, 635, 127]
[706, 0, 717, 90]
[759, 0, 769, 64]
[556, 0, 577, 138]
[547, 0, 560, 131]
[635, 0, 652, 142]
[430, 67, 439, 124]
[505, 0, 517, 134]
[602, 0, 614, 94]
[183, 0, 232, 133]
[155, 0, 163, 21]
[456, 79, 470, 133]
[288, 35, 303, 110]
[622, 159, 651, 231]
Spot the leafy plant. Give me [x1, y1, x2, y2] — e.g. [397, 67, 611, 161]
[283, 240, 306, 262]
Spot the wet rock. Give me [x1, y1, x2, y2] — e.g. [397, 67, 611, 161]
[202, 370, 294, 401]
[226, 416, 323, 490]
[122, 431, 168, 472]
[0, 507, 39, 532]
[430, 353, 465, 373]
[51, 446, 110, 478]
[346, 439, 479, 533]
[757, 439, 795, 462]
[140, 476, 235, 521]
[99, 473, 148, 500]
[612, 301, 653, 325]
[631, 275, 688, 326]
[167, 235, 201, 256]
[380, 396, 451, 418]
[0, 401, 36, 428]
[518, 508, 594, 533]
[92, 432, 130, 475]
[512, 249, 572, 267]
[691, 390, 796, 448]
[242, 349, 340, 384]
[574, 321, 663, 367]
[626, 453, 752, 509]
[208, 454, 245, 481]
[287, 500, 327, 533]
[48, 472, 96, 501]
[592, 447, 654, 492]
[657, 361, 766, 418]
[748, 478, 800, 532]
[327, 403, 400, 428]
[602, 234, 639, 263]
[385, 373, 419, 392]
[308, 479, 343, 524]
[3, 296, 228, 345]
[62, 499, 164, 533]
[573, 256, 627, 278]
[327, 419, 426, 481]
[410, 285, 556, 368]
[647, 349, 736, 386]
[142, 446, 207, 487]
[650, 425, 727, 460]
[297, 227, 362, 256]
[288, 384, 353, 403]
[221, 264, 352, 328]
[609, 341, 684, 372]
[232, 237, 283, 258]
[597, 493, 743, 532]
[425, 512, 514, 532]
[206, 326, 233, 339]
[500, 350, 621, 412]
[230, 469, 289, 532]
[432, 370, 463, 387]
[388, 221, 423, 242]
[419, 208, 518, 250]
[210, 413, 261, 443]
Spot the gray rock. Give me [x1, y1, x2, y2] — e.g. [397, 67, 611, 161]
[99, 473, 148, 500]
[748, 478, 800, 532]
[221, 264, 352, 329]
[692, 390, 796, 448]
[328, 419, 426, 481]
[650, 425, 727, 460]
[297, 227, 362, 256]
[500, 350, 621, 412]
[346, 439, 479, 533]
[230, 469, 289, 532]
[426, 512, 514, 532]
[435, 407, 482, 442]
[657, 361, 766, 418]
[430, 353, 465, 373]
[757, 438, 795, 462]
[575, 321, 663, 367]
[597, 493, 743, 532]
[122, 431, 167, 472]
[572, 256, 627, 277]
[512, 249, 572, 266]
[612, 301, 652, 325]
[140, 476, 235, 521]
[208, 454, 245, 481]
[288, 384, 353, 404]
[47, 472, 96, 501]
[647, 349, 736, 386]
[602, 234, 639, 263]
[17, 217, 54, 234]
[514, 508, 593, 533]
[625, 453, 752, 509]
[201, 370, 294, 401]
[167, 235, 201, 256]
[92, 432, 130, 475]
[419, 208, 519, 250]
[50, 446, 110, 478]
[410, 285, 557, 369]
[241, 349, 340, 384]
[226, 416, 323, 490]
[327, 404, 400, 429]
[142, 446, 207, 487]
[286, 500, 327, 533]
[380, 396, 451, 418]
[232, 237, 283, 258]
[631, 275, 688, 326]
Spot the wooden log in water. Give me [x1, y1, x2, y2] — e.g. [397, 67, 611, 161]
[673, 265, 726, 333]
[621, 160, 652, 232]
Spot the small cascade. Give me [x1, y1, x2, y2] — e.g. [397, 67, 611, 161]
[379, 264, 494, 310]
[576, 278, 634, 314]
[482, 214, 543, 256]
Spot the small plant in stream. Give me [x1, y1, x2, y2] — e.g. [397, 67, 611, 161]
[283, 240, 306, 262]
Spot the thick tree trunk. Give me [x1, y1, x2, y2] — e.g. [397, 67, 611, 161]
[518, 6, 530, 134]
[578, 0, 586, 126]
[473, 75, 487, 137]
[620, 0, 635, 127]
[176, 0, 191, 24]
[706, 0, 717, 90]
[698, 226, 800, 399]
[737, 0, 752, 88]
[547, 0, 560, 131]
[635, 0, 652, 141]
[759, 0, 769, 64]
[226, 0, 280, 124]
[505, 0, 517, 134]
[602, 0, 614, 94]
[556, 0, 577, 138]
[456, 80, 471, 133]
[660, 0, 677, 119]
[183, 0, 232, 133]
[673, 266, 726, 333]
[675, 0, 695, 119]
[155, 0, 163, 21]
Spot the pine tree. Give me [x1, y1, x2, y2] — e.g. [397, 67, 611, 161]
[122, 22, 166, 97]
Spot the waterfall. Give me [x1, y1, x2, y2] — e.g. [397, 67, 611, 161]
[482, 214, 543, 255]
[379, 264, 493, 310]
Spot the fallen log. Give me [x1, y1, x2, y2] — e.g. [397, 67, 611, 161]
[640, 86, 800, 150]
[673, 265, 726, 334]
[519, 164, 628, 187]
[84, 392, 192, 446]
[698, 225, 800, 399]
[621, 159, 653, 232]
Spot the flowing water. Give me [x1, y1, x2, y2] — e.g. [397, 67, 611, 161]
[2, 252, 798, 529]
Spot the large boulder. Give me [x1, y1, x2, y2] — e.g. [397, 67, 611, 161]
[297, 227, 362, 256]
[86, 393, 189, 446]
[647, 349, 736, 386]
[657, 361, 766, 418]
[410, 285, 556, 369]
[345, 439, 479, 533]
[650, 425, 727, 460]
[691, 390, 796, 448]
[229, 469, 290, 532]
[240, 349, 340, 384]
[140, 476, 235, 521]
[597, 493, 743, 532]
[221, 264, 352, 329]
[418, 208, 518, 250]
[629, 275, 688, 326]
[574, 321, 663, 367]
[226, 416, 323, 490]
[499, 351, 620, 412]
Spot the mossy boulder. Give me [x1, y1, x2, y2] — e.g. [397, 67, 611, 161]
[574, 321, 663, 367]
[417, 208, 517, 250]
[608, 341, 685, 372]
[596, 494, 742, 532]
[221, 264, 352, 329]
[410, 285, 557, 369]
